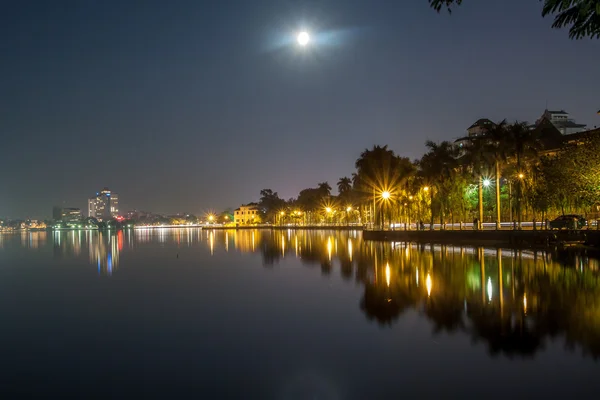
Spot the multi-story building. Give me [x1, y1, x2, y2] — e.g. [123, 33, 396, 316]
[535, 109, 587, 135]
[466, 118, 496, 137]
[53, 206, 62, 221]
[234, 204, 262, 225]
[61, 208, 82, 223]
[88, 187, 119, 220]
[455, 118, 496, 149]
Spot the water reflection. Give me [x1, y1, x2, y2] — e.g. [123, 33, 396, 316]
[40, 228, 600, 358]
[52, 230, 125, 276]
[224, 229, 600, 360]
[0, 231, 48, 249]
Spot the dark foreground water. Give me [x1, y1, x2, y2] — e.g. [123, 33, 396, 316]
[1, 229, 600, 399]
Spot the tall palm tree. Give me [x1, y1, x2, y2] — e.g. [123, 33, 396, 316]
[317, 182, 332, 197]
[337, 177, 352, 195]
[485, 120, 511, 228]
[419, 141, 460, 228]
[462, 137, 494, 229]
[504, 122, 542, 227]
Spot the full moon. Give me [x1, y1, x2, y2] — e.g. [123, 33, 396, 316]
[297, 31, 310, 46]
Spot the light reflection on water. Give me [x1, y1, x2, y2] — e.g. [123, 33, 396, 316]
[27, 228, 600, 358]
[2, 228, 600, 397]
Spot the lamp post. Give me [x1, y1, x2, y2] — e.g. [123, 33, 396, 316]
[517, 172, 525, 230]
[423, 186, 433, 230]
[346, 206, 352, 227]
[480, 179, 491, 231]
[381, 191, 391, 230]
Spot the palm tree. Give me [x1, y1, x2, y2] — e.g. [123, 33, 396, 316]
[419, 141, 460, 228]
[504, 122, 542, 227]
[337, 177, 352, 195]
[485, 120, 511, 228]
[354, 145, 415, 228]
[462, 137, 494, 229]
[317, 182, 332, 197]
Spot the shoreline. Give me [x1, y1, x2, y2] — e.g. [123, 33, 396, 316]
[362, 229, 598, 249]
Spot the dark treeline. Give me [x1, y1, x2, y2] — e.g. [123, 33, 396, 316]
[250, 121, 600, 226]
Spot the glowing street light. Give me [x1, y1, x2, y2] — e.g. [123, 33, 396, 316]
[518, 173, 525, 179]
[325, 207, 332, 213]
[346, 206, 352, 212]
[208, 215, 215, 222]
[381, 191, 391, 200]
[297, 31, 310, 46]
[483, 179, 491, 188]
[423, 186, 430, 192]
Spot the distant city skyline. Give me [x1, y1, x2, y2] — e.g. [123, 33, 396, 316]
[1, 0, 598, 218]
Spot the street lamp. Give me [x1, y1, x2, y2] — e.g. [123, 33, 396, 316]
[518, 173, 524, 179]
[325, 207, 333, 226]
[483, 179, 491, 188]
[423, 186, 429, 192]
[380, 191, 392, 230]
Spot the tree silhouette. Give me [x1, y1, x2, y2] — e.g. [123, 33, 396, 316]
[428, 0, 600, 39]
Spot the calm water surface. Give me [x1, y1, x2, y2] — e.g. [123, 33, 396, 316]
[1, 229, 600, 398]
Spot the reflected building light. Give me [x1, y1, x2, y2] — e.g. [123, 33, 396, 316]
[385, 263, 391, 287]
[416, 267, 419, 287]
[295, 236, 298, 258]
[252, 231, 255, 252]
[348, 239, 353, 262]
[209, 231, 214, 256]
[225, 232, 229, 252]
[327, 237, 332, 262]
[426, 273, 432, 297]
[487, 277, 493, 302]
[523, 294, 528, 314]
[281, 234, 285, 257]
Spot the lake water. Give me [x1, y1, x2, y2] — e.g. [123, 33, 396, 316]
[1, 229, 600, 398]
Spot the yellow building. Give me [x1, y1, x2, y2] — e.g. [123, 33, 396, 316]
[234, 205, 262, 225]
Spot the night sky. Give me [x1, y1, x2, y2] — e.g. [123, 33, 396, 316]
[1, 0, 599, 219]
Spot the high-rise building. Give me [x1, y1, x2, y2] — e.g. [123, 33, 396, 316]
[88, 187, 119, 220]
[53, 206, 62, 221]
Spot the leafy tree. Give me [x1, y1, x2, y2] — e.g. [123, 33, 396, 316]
[259, 189, 286, 223]
[428, 0, 600, 39]
[354, 145, 415, 226]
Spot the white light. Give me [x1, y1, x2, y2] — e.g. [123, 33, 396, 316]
[297, 31, 310, 46]
[483, 179, 491, 187]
